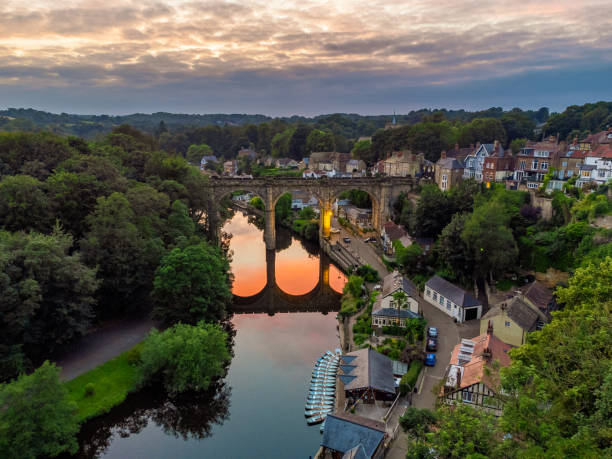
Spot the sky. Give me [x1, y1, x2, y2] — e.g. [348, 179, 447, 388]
[1, 0, 611, 116]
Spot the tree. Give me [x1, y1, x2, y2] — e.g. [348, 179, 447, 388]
[306, 129, 335, 153]
[400, 407, 437, 441]
[0, 361, 79, 458]
[0, 229, 98, 379]
[509, 137, 528, 154]
[394, 241, 423, 276]
[275, 193, 292, 223]
[152, 242, 232, 324]
[458, 117, 507, 146]
[437, 213, 473, 283]
[137, 322, 231, 394]
[288, 124, 312, 159]
[298, 206, 316, 220]
[0, 175, 52, 233]
[408, 404, 497, 459]
[501, 110, 536, 142]
[461, 201, 518, 281]
[351, 139, 374, 164]
[413, 185, 453, 237]
[186, 144, 213, 165]
[343, 275, 364, 298]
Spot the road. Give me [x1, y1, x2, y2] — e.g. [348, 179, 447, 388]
[329, 217, 389, 277]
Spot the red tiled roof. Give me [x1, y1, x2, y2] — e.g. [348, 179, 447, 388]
[591, 144, 612, 159]
[447, 333, 512, 390]
[383, 221, 407, 241]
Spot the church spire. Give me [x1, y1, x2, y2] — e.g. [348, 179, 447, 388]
[392, 109, 397, 125]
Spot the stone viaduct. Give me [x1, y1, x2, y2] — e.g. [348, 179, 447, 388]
[207, 176, 423, 250]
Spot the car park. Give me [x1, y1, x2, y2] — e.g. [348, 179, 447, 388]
[424, 353, 436, 366]
[427, 327, 438, 338]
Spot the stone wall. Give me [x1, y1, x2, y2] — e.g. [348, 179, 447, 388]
[530, 191, 553, 221]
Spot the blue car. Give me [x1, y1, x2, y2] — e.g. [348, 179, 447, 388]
[424, 353, 436, 366]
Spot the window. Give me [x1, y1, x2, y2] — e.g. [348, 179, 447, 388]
[562, 161, 568, 167]
[426, 289, 431, 297]
[462, 391, 473, 403]
[527, 183, 539, 189]
[520, 160, 526, 170]
[505, 321, 511, 327]
[447, 299, 451, 309]
[532, 160, 539, 170]
[439, 296, 445, 306]
[541, 162, 548, 170]
[567, 170, 573, 177]
[599, 170, 606, 177]
[433, 292, 438, 301]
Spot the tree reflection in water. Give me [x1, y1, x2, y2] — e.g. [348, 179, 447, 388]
[75, 381, 231, 458]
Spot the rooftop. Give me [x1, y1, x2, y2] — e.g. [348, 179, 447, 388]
[482, 296, 541, 331]
[426, 275, 481, 308]
[519, 281, 554, 311]
[382, 221, 407, 241]
[382, 270, 418, 298]
[445, 333, 512, 391]
[321, 412, 386, 457]
[339, 348, 395, 395]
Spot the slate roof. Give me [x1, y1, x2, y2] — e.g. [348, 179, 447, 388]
[343, 443, 369, 459]
[382, 271, 418, 298]
[321, 413, 386, 458]
[482, 297, 540, 331]
[520, 281, 554, 312]
[437, 157, 464, 169]
[425, 275, 481, 308]
[339, 348, 395, 394]
[382, 221, 407, 241]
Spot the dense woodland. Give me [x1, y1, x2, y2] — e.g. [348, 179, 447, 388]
[0, 126, 233, 383]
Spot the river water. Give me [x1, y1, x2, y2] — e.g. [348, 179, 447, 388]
[75, 212, 347, 458]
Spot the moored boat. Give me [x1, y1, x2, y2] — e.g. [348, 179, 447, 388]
[307, 414, 327, 425]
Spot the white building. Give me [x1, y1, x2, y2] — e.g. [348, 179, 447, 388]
[424, 275, 482, 323]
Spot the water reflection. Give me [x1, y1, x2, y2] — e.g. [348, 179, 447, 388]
[75, 382, 231, 458]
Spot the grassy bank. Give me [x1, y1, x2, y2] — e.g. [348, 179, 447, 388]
[64, 346, 141, 422]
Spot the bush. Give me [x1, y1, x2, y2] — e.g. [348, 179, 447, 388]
[355, 264, 380, 282]
[137, 322, 231, 394]
[84, 383, 95, 397]
[399, 361, 423, 395]
[344, 275, 364, 297]
[126, 346, 142, 365]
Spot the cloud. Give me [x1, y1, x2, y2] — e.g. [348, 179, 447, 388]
[0, 0, 611, 114]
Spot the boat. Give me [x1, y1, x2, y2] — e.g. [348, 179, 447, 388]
[307, 396, 334, 403]
[311, 382, 335, 389]
[305, 403, 333, 410]
[309, 391, 335, 398]
[307, 414, 327, 425]
[305, 408, 332, 417]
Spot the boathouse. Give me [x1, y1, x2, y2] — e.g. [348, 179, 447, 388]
[320, 412, 387, 459]
[338, 348, 396, 403]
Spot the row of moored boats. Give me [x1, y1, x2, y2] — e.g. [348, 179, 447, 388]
[305, 349, 341, 428]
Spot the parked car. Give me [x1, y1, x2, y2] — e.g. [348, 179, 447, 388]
[427, 327, 438, 338]
[343, 237, 351, 243]
[426, 338, 438, 352]
[424, 353, 436, 366]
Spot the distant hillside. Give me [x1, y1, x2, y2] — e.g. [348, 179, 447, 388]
[0, 106, 550, 139]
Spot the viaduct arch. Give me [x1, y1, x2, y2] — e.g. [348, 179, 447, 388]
[208, 176, 425, 250]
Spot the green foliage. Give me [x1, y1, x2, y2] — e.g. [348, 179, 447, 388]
[0, 361, 79, 458]
[351, 139, 373, 164]
[413, 184, 453, 237]
[306, 128, 335, 152]
[292, 218, 319, 241]
[275, 192, 293, 223]
[0, 175, 52, 232]
[509, 137, 528, 154]
[394, 240, 424, 275]
[298, 206, 316, 220]
[249, 196, 264, 210]
[355, 264, 380, 282]
[400, 407, 436, 440]
[65, 346, 140, 422]
[339, 189, 372, 208]
[137, 322, 231, 394]
[185, 143, 213, 164]
[408, 404, 497, 458]
[343, 275, 364, 298]
[376, 337, 406, 360]
[399, 361, 423, 395]
[152, 242, 232, 325]
[0, 229, 98, 380]
[458, 117, 507, 146]
[498, 257, 612, 456]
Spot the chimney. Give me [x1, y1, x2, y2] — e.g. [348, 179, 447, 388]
[469, 143, 474, 149]
[573, 136, 578, 146]
[493, 140, 499, 151]
[441, 150, 447, 159]
[487, 320, 493, 336]
[483, 347, 492, 362]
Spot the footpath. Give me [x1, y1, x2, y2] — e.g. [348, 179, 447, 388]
[55, 316, 155, 381]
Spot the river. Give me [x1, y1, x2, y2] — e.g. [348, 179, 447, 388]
[75, 211, 347, 458]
